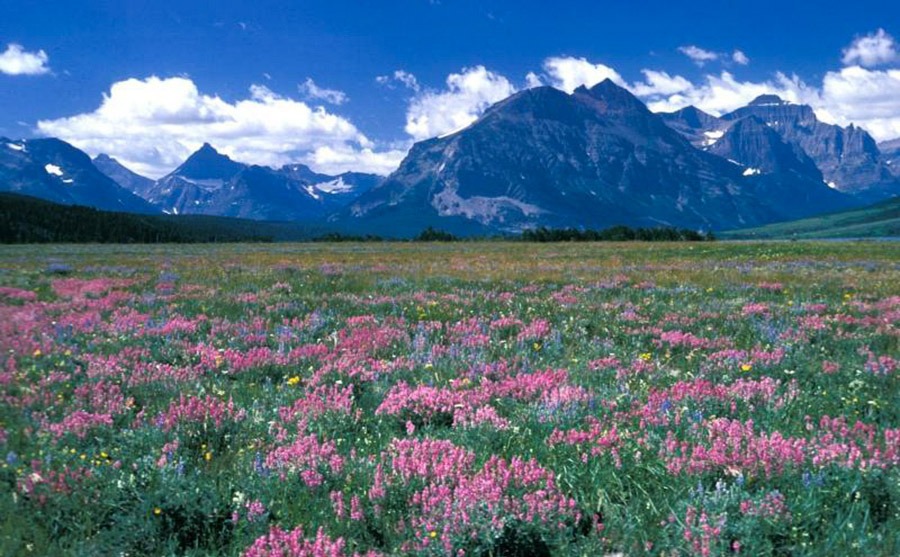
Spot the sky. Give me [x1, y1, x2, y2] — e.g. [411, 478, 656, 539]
[2, 0, 899, 178]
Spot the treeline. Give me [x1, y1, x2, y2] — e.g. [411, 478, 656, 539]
[1, 193, 716, 244]
[520, 225, 715, 242]
[314, 225, 715, 243]
[0, 193, 274, 243]
[311, 227, 460, 242]
[312, 232, 386, 242]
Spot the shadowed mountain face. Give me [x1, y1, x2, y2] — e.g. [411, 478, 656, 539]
[0, 137, 159, 214]
[658, 106, 728, 149]
[708, 116, 822, 177]
[880, 139, 900, 177]
[140, 144, 380, 220]
[706, 116, 854, 216]
[339, 80, 853, 236]
[93, 153, 155, 199]
[719, 96, 898, 201]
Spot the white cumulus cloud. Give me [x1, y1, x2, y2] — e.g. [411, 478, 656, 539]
[376, 70, 421, 92]
[524, 71, 544, 89]
[542, 56, 626, 93]
[630, 64, 900, 142]
[819, 65, 900, 140]
[298, 77, 348, 105]
[630, 70, 694, 98]
[404, 65, 516, 140]
[0, 43, 50, 76]
[732, 50, 750, 65]
[36, 76, 399, 177]
[308, 145, 409, 176]
[638, 71, 819, 116]
[395, 70, 420, 91]
[678, 45, 719, 65]
[842, 29, 898, 67]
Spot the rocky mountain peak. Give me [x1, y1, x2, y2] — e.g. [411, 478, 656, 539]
[92, 153, 155, 198]
[670, 106, 718, 128]
[720, 97, 897, 199]
[748, 94, 789, 107]
[573, 79, 650, 115]
[174, 143, 244, 181]
[708, 115, 822, 178]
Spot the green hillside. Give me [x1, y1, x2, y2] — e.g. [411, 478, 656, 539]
[722, 196, 900, 239]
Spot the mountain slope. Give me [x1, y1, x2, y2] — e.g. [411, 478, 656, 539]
[721, 196, 900, 239]
[278, 164, 381, 207]
[0, 138, 159, 214]
[879, 138, 900, 177]
[141, 144, 380, 220]
[340, 80, 851, 236]
[93, 154, 155, 198]
[704, 116, 855, 217]
[707, 116, 822, 177]
[659, 106, 728, 148]
[721, 95, 898, 200]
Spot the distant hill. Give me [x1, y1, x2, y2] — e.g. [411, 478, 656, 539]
[0, 193, 328, 243]
[721, 196, 900, 239]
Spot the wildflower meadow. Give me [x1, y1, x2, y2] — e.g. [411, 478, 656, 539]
[0, 241, 897, 556]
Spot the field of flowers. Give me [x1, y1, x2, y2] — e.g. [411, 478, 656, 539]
[0, 241, 898, 556]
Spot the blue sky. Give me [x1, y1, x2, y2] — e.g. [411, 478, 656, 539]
[2, 0, 899, 177]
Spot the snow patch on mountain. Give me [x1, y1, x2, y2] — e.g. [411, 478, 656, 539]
[313, 176, 354, 194]
[178, 177, 224, 190]
[703, 130, 724, 146]
[304, 185, 321, 200]
[44, 164, 64, 176]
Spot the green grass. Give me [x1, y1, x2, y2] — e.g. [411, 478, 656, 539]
[722, 197, 900, 239]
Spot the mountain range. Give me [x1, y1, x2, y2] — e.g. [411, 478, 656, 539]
[664, 94, 896, 202]
[103, 143, 380, 221]
[2, 80, 898, 236]
[343, 81, 880, 235]
[0, 137, 157, 214]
